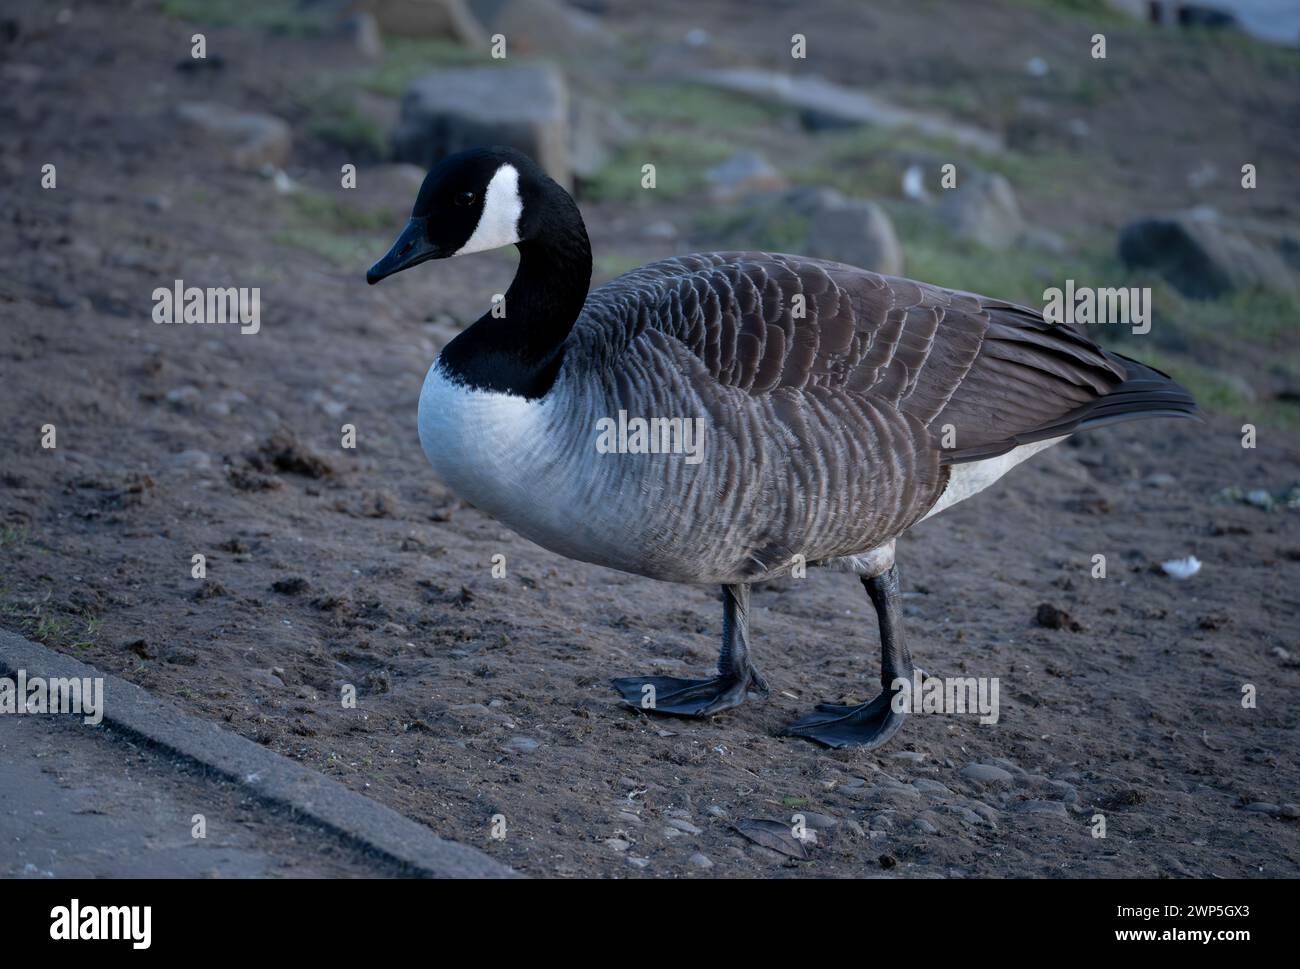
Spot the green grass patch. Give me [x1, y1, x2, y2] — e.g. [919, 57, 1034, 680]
[281, 189, 396, 234]
[302, 90, 389, 161]
[620, 82, 788, 131]
[159, 0, 326, 33]
[358, 38, 490, 98]
[273, 229, 389, 270]
[586, 134, 735, 203]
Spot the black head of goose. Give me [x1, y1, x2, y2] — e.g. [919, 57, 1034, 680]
[368, 145, 1198, 750]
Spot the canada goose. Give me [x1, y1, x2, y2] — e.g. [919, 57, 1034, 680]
[368, 146, 1197, 749]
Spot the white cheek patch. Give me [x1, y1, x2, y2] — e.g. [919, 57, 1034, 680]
[454, 163, 523, 256]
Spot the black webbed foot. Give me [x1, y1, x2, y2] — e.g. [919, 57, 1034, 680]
[782, 688, 906, 749]
[611, 670, 769, 718]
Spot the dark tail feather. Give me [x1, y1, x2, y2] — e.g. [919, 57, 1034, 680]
[942, 352, 1200, 465]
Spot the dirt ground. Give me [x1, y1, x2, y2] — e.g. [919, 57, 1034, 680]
[1, 0, 1298, 877]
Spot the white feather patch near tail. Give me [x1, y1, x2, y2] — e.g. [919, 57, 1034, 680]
[920, 436, 1067, 522]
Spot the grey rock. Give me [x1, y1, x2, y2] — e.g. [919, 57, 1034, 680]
[706, 151, 787, 203]
[797, 811, 839, 830]
[466, 0, 616, 57]
[693, 68, 1002, 154]
[912, 778, 953, 797]
[938, 171, 1024, 250]
[1119, 207, 1300, 298]
[569, 94, 631, 180]
[176, 102, 291, 172]
[665, 817, 703, 835]
[1015, 799, 1070, 818]
[502, 735, 539, 753]
[913, 818, 939, 835]
[393, 64, 571, 189]
[960, 763, 1015, 785]
[688, 852, 714, 869]
[625, 855, 650, 868]
[889, 751, 927, 763]
[357, 0, 485, 43]
[1244, 802, 1282, 816]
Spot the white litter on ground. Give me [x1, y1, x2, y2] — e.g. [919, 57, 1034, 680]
[1161, 556, 1202, 580]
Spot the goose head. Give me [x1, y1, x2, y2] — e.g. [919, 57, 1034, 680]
[366, 146, 554, 285]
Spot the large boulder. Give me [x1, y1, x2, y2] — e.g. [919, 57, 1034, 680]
[464, 0, 616, 57]
[937, 171, 1025, 250]
[1119, 207, 1300, 299]
[392, 63, 570, 188]
[736, 187, 903, 276]
[175, 102, 292, 171]
[353, 0, 485, 43]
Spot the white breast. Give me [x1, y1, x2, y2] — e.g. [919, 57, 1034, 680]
[417, 362, 548, 513]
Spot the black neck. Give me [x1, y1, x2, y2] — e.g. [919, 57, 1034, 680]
[437, 202, 592, 399]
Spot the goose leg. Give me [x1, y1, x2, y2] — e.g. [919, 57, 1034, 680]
[611, 583, 769, 717]
[784, 564, 912, 749]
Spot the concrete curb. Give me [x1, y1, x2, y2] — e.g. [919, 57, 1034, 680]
[0, 629, 518, 878]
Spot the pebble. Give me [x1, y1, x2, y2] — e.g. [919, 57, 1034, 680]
[502, 736, 539, 753]
[912, 778, 953, 797]
[689, 852, 714, 870]
[890, 751, 926, 763]
[1015, 800, 1070, 818]
[798, 812, 839, 830]
[706, 805, 728, 819]
[616, 811, 643, 826]
[1045, 780, 1080, 804]
[169, 449, 212, 471]
[1244, 802, 1281, 817]
[665, 818, 703, 835]
[968, 801, 1001, 824]
[913, 818, 939, 835]
[604, 838, 631, 852]
[625, 856, 650, 869]
[960, 763, 1015, 785]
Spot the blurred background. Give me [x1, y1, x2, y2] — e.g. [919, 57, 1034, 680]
[5, 0, 1297, 421]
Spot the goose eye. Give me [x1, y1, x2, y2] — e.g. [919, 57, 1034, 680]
[454, 191, 475, 207]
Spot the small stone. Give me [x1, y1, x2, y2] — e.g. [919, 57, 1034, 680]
[913, 818, 939, 835]
[798, 811, 839, 830]
[688, 852, 714, 870]
[890, 751, 926, 763]
[625, 856, 650, 869]
[1244, 802, 1281, 817]
[503, 736, 539, 753]
[960, 764, 1015, 785]
[616, 811, 643, 825]
[912, 779, 953, 797]
[605, 838, 631, 852]
[666, 818, 702, 835]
